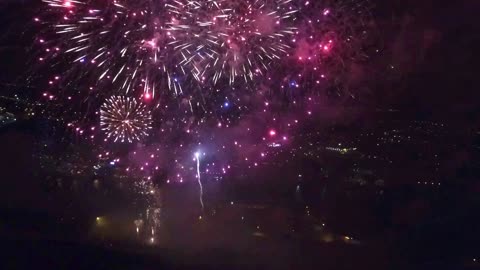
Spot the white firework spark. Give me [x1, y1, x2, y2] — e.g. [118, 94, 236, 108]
[100, 96, 152, 143]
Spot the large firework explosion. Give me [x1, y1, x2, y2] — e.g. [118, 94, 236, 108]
[165, 0, 298, 86]
[35, 0, 298, 105]
[36, 0, 180, 100]
[100, 96, 152, 143]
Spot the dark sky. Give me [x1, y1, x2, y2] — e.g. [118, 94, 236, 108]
[376, 0, 480, 125]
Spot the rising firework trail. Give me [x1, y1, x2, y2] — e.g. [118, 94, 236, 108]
[195, 152, 204, 212]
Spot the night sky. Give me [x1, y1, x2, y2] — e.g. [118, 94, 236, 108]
[0, 1, 479, 269]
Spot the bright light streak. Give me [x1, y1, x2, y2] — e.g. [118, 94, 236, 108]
[195, 152, 204, 212]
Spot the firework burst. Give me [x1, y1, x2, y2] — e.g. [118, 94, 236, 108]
[36, 0, 181, 100]
[165, 0, 298, 86]
[100, 96, 152, 143]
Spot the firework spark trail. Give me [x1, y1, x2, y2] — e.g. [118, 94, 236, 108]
[195, 152, 204, 212]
